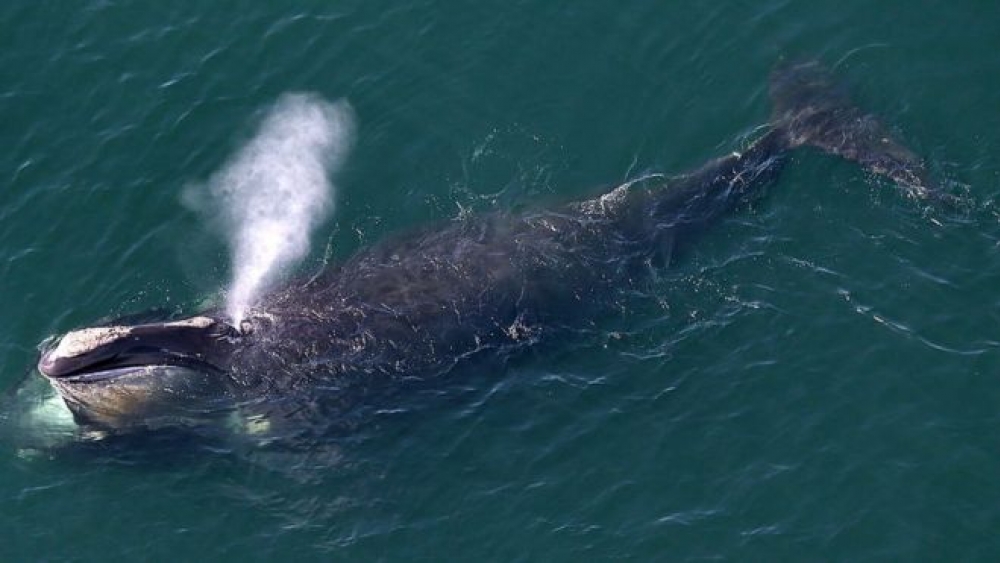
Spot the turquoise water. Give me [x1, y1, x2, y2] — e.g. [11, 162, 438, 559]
[3, 1, 1000, 560]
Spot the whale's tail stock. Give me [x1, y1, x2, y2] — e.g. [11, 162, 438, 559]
[647, 59, 957, 238]
[768, 59, 958, 206]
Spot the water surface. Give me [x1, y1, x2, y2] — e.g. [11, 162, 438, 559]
[2, 1, 1000, 560]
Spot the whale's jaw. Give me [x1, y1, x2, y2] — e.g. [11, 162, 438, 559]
[37, 315, 245, 428]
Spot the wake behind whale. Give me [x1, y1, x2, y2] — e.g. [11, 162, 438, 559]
[31, 61, 956, 439]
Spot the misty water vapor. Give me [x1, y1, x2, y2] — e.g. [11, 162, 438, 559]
[189, 93, 354, 324]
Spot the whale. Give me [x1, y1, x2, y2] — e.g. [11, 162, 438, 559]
[34, 61, 952, 434]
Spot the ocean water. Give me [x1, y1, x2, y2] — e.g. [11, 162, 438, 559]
[2, 1, 1000, 560]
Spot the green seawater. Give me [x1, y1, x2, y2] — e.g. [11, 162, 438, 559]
[2, 1, 1000, 560]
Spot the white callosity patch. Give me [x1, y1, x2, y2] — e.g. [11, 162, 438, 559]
[163, 316, 214, 329]
[196, 93, 354, 324]
[49, 316, 215, 360]
[52, 326, 132, 359]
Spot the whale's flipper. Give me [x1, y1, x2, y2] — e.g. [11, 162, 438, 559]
[769, 60, 945, 202]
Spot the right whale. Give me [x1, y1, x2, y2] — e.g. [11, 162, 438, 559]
[34, 61, 953, 433]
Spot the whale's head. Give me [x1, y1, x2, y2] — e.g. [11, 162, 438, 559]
[36, 314, 252, 429]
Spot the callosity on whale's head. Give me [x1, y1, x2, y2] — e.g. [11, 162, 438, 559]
[36, 314, 253, 429]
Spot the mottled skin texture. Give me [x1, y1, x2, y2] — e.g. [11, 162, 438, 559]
[37, 61, 949, 430]
[225, 127, 788, 407]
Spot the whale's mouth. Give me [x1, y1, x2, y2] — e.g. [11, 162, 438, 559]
[34, 315, 249, 427]
[37, 316, 240, 382]
[40, 352, 222, 383]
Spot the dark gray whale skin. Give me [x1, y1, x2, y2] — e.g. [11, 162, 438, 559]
[35, 61, 949, 431]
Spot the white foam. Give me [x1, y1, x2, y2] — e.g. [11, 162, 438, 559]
[194, 93, 354, 323]
[26, 392, 76, 430]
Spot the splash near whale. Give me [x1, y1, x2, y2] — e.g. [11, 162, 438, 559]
[34, 61, 954, 435]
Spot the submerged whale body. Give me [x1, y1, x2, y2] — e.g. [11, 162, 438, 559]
[36, 61, 949, 433]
